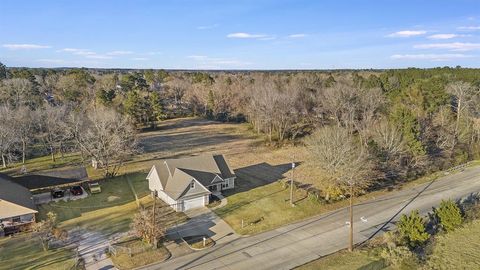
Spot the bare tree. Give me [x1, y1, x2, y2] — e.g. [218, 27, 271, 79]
[13, 106, 36, 164]
[131, 206, 165, 245]
[0, 106, 18, 168]
[0, 78, 38, 108]
[38, 105, 69, 162]
[305, 125, 374, 251]
[69, 107, 139, 178]
[446, 81, 478, 149]
[32, 212, 57, 252]
[372, 120, 406, 163]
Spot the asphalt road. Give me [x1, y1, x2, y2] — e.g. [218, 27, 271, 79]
[143, 166, 480, 270]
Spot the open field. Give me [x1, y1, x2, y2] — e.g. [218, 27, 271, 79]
[0, 234, 75, 270]
[426, 219, 480, 269]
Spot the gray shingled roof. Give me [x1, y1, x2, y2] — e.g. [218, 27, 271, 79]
[0, 173, 37, 219]
[14, 167, 89, 190]
[150, 154, 235, 200]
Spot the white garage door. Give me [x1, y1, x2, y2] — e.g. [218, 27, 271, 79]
[183, 196, 205, 211]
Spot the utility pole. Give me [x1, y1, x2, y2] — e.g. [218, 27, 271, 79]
[349, 181, 354, 252]
[152, 190, 158, 248]
[290, 155, 295, 207]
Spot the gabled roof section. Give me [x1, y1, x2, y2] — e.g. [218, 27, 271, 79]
[177, 168, 221, 187]
[0, 173, 37, 219]
[149, 154, 234, 200]
[213, 155, 236, 178]
[165, 154, 222, 176]
[163, 168, 209, 200]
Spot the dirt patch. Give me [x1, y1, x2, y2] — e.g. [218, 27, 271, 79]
[107, 195, 121, 202]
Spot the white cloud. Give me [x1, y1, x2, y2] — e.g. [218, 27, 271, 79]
[3, 44, 51, 49]
[414, 42, 480, 51]
[86, 54, 112, 59]
[288, 34, 307, 38]
[187, 55, 251, 68]
[227, 32, 268, 39]
[131, 57, 148, 61]
[106, 50, 133, 55]
[457, 26, 480, 31]
[60, 48, 113, 59]
[187, 55, 208, 60]
[197, 24, 219, 30]
[427, 34, 460, 40]
[60, 48, 94, 55]
[36, 59, 65, 63]
[387, 30, 427, 38]
[391, 53, 472, 61]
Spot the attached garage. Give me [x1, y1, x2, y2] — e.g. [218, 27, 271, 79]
[182, 196, 205, 211]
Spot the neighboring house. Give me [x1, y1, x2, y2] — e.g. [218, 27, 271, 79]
[15, 167, 89, 192]
[0, 173, 37, 236]
[147, 154, 236, 212]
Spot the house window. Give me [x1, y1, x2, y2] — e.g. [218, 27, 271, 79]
[190, 182, 195, 189]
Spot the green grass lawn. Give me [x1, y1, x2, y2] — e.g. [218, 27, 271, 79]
[296, 250, 384, 270]
[215, 178, 391, 235]
[425, 219, 480, 269]
[0, 152, 82, 176]
[110, 239, 170, 270]
[38, 172, 150, 235]
[0, 235, 75, 270]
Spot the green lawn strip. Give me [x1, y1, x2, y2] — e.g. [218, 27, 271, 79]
[182, 235, 215, 250]
[0, 234, 75, 270]
[38, 175, 136, 222]
[214, 181, 390, 235]
[295, 249, 383, 270]
[110, 239, 170, 270]
[0, 152, 82, 176]
[426, 219, 480, 269]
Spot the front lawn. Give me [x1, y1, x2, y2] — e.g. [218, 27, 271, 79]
[426, 219, 480, 269]
[183, 235, 215, 250]
[38, 173, 147, 221]
[0, 234, 76, 270]
[296, 250, 384, 270]
[37, 172, 156, 235]
[110, 239, 170, 270]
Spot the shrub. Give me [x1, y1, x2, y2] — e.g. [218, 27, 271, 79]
[380, 246, 418, 268]
[397, 210, 430, 248]
[435, 199, 463, 232]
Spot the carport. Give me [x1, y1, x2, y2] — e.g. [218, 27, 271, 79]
[14, 167, 90, 204]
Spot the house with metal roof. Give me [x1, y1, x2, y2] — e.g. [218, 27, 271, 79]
[0, 173, 37, 236]
[147, 154, 236, 212]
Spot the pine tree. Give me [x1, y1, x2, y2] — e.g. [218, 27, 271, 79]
[398, 210, 430, 248]
[435, 199, 463, 232]
[150, 92, 165, 128]
[206, 89, 215, 119]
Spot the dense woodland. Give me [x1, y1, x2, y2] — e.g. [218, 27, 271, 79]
[1, 61, 480, 191]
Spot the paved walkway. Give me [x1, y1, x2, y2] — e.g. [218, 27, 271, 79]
[141, 165, 480, 270]
[164, 205, 239, 259]
[69, 228, 117, 270]
[211, 194, 228, 210]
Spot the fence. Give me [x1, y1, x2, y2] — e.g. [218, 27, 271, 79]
[108, 238, 153, 257]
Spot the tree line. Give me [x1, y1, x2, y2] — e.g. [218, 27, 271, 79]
[1, 62, 479, 184]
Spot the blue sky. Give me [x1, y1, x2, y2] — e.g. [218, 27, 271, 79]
[1, 0, 480, 69]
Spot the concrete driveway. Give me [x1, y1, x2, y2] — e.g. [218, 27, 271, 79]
[33, 187, 88, 204]
[141, 165, 480, 270]
[164, 206, 239, 258]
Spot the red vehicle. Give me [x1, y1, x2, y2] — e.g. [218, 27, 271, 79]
[70, 186, 83, 196]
